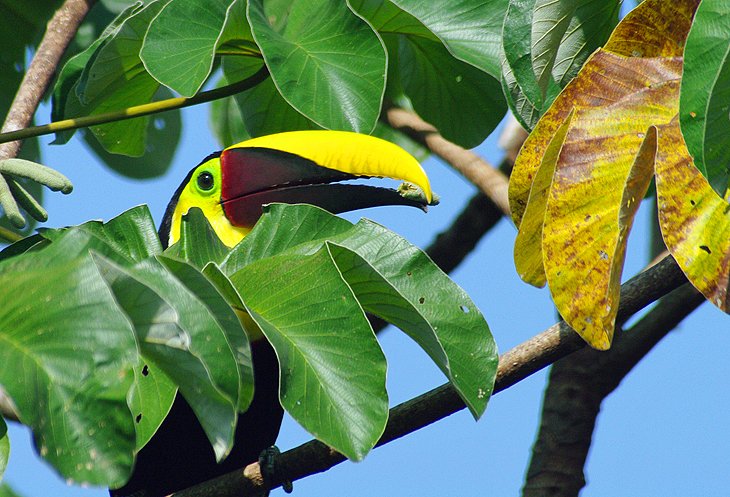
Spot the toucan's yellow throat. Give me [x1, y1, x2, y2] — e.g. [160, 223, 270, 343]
[160, 130, 435, 249]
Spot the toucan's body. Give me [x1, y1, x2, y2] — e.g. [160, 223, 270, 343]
[112, 131, 433, 497]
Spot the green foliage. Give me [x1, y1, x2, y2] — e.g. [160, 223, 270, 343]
[501, 0, 621, 130]
[680, 0, 730, 196]
[0, 203, 496, 483]
[50, 0, 508, 164]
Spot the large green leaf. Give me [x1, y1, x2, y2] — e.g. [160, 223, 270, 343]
[223, 204, 497, 418]
[41, 205, 161, 263]
[0, 234, 138, 487]
[141, 0, 252, 96]
[95, 255, 246, 462]
[389, 0, 509, 77]
[229, 246, 388, 461]
[398, 35, 505, 148]
[680, 0, 730, 196]
[247, 0, 386, 132]
[55, 1, 167, 156]
[501, 0, 620, 130]
[223, 56, 321, 137]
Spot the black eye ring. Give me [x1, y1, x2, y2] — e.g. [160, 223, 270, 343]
[197, 171, 214, 191]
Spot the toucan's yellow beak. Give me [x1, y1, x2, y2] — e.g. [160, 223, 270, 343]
[160, 130, 435, 248]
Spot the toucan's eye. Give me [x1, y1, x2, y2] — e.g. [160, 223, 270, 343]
[197, 171, 215, 191]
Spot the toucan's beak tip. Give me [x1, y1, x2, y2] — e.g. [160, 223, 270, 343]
[397, 182, 439, 207]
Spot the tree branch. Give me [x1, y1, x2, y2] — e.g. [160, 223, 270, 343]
[172, 255, 689, 497]
[0, 0, 95, 159]
[522, 283, 704, 497]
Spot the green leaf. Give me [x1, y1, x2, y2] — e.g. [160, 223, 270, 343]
[398, 36, 505, 148]
[60, 1, 167, 156]
[164, 208, 230, 269]
[224, 204, 497, 417]
[0, 483, 22, 497]
[141, 0, 240, 96]
[0, 417, 8, 482]
[82, 88, 182, 179]
[127, 360, 177, 451]
[247, 0, 386, 132]
[41, 205, 162, 263]
[325, 226, 496, 418]
[390, 0, 509, 78]
[223, 56, 321, 137]
[501, 0, 620, 130]
[221, 203, 353, 273]
[0, 235, 138, 487]
[680, 0, 730, 195]
[95, 255, 247, 461]
[349, 0, 437, 39]
[229, 246, 388, 461]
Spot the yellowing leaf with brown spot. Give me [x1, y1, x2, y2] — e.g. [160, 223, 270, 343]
[509, 0, 701, 349]
[655, 123, 730, 311]
[603, 0, 698, 58]
[513, 112, 573, 287]
[509, 52, 684, 226]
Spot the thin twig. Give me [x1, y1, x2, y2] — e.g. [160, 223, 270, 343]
[386, 107, 512, 217]
[0, 66, 269, 146]
[172, 255, 688, 497]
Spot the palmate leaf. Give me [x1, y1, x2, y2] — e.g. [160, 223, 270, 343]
[0, 206, 252, 483]
[222, 204, 497, 419]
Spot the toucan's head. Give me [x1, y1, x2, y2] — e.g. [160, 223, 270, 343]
[159, 130, 435, 248]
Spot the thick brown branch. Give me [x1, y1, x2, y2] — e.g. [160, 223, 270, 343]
[0, 0, 95, 160]
[385, 107, 512, 217]
[522, 283, 704, 497]
[173, 255, 689, 497]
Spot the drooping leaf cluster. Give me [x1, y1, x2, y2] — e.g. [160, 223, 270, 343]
[509, 0, 730, 349]
[49, 0, 508, 174]
[0, 203, 496, 485]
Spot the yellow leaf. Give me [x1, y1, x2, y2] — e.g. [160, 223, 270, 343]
[604, 0, 699, 58]
[509, 0, 702, 349]
[514, 112, 573, 287]
[655, 122, 730, 311]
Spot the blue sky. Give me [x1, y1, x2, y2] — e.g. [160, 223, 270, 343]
[3, 95, 729, 497]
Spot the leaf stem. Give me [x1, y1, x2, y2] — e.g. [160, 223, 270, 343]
[0, 65, 269, 146]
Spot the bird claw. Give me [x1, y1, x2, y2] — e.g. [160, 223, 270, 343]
[259, 446, 293, 495]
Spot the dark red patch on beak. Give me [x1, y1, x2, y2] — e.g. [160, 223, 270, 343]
[220, 147, 426, 228]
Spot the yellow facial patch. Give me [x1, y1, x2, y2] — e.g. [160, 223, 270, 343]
[169, 158, 250, 247]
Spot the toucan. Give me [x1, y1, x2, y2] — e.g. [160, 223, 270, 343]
[111, 130, 434, 497]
